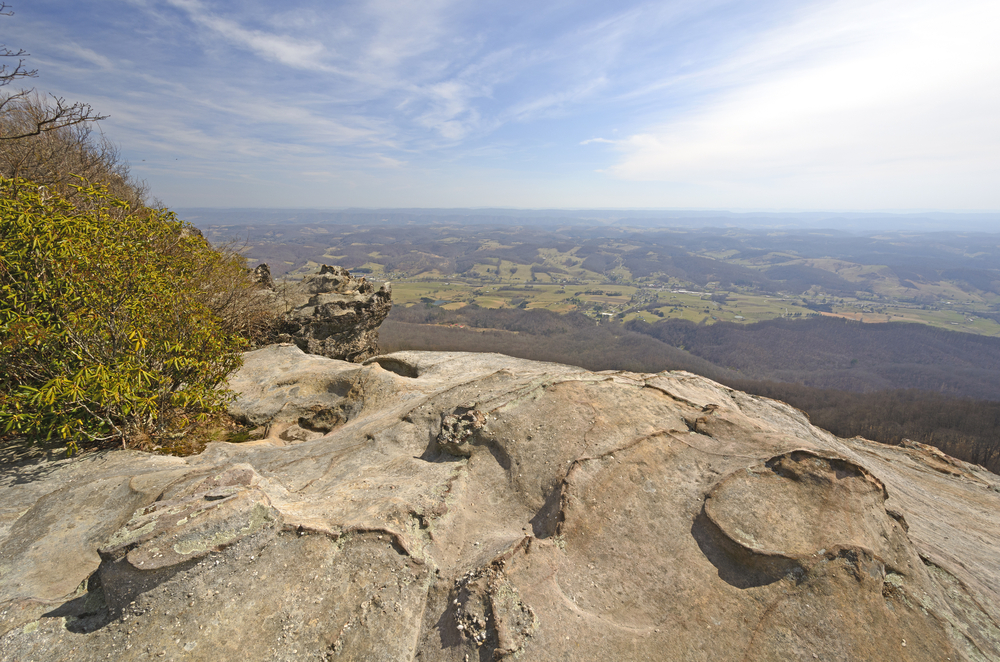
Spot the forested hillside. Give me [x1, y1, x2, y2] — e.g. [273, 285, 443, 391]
[383, 305, 737, 379]
[382, 305, 1000, 473]
[625, 316, 1000, 400]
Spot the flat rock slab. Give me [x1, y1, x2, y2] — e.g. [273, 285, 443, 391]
[2, 346, 999, 661]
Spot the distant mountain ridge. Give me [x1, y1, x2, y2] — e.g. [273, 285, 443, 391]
[176, 207, 1000, 232]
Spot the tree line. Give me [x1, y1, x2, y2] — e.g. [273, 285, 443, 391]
[624, 316, 1000, 400]
[383, 305, 1000, 474]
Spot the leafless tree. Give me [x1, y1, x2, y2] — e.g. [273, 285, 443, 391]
[0, 3, 107, 141]
[0, 3, 143, 205]
[0, 3, 34, 82]
[0, 92, 147, 205]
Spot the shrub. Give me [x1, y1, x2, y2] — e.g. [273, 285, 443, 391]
[1, 92, 147, 208]
[0, 177, 252, 451]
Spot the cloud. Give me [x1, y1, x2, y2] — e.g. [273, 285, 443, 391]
[606, 0, 1000, 208]
[374, 154, 406, 168]
[54, 43, 116, 70]
[24, 0, 1000, 209]
[505, 76, 609, 123]
[164, 0, 331, 71]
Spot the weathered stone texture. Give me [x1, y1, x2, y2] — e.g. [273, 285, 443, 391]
[266, 264, 391, 362]
[2, 346, 999, 661]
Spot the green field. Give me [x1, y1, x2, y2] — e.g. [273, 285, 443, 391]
[380, 275, 1000, 336]
[230, 222, 1000, 337]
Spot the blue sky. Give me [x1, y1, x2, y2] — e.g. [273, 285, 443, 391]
[9, 0, 1000, 210]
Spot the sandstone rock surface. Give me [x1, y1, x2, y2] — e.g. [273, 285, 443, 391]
[2, 346, 1000, 661]
[269, 265, 391, 362]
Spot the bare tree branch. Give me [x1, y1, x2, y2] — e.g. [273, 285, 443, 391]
[0, 4, 38, 86]
[0, 92, 107, 140]
[0, 91, 147, 206]
[0, 4, 107, 139]
[0, 46, 37, 86]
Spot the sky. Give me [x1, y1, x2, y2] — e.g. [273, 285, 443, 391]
[7, 0, 1000, 211]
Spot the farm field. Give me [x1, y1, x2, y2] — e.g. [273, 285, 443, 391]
[189, 214, 1000, 338]
[386, 277, 1000, 337]
[182, 208, 1000, 478]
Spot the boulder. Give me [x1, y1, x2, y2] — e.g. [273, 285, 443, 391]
[250, 263, 273, 289]
[2, 347, 999, 660]
[264, 264, 391, 362]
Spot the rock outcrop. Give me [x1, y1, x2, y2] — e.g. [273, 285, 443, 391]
[250, 263, 274, 289]
[266, 265, 391, 362]
[2, 346, 1000, 661]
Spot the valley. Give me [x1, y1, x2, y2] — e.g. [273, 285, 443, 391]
[186, 211, 1000, 474]
[188, 211, 1000, 337]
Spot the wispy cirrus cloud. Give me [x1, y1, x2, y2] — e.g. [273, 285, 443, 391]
[163, 0, 331, 70]
[17, 0, 1000, 210]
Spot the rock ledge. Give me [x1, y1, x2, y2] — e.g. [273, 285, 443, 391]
[1, 347, 999, 661]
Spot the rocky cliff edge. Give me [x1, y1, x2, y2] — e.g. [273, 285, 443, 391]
[2, 346, 999, 661]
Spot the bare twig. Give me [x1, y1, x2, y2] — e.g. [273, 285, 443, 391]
[0, 93, 108, 140]
[0, 5, 110, 141]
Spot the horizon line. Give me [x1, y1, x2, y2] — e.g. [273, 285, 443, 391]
[172, 206, 1000, 215]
